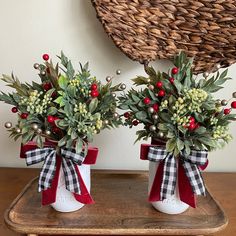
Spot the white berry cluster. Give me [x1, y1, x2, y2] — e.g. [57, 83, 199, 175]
[20, 90, 52, 115]
[212, 125, 232, 141]
[171, 113, 190, 126]
[74, 103, 88, 115]
[185, 88, 208, 112]
[160, 100, 168, 111]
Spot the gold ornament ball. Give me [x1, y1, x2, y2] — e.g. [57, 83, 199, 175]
[116, 69, 121, 75]
[152, 114, 158, 120]
[103, 120, 109, 125]
[221, 99, 228, 106]
[32, 123, 38, 130]
[16, 128, 21, 133]
[216, 64, 221, 70]
[203, 72, 209, 78]
[114, 112, 119, 119]
[233, 92, 236, 98]
[106, 76, 112, 82]
[120, 84, 126, 90]
[45, 130, 51, 135]
[147, 78, 151, 83]
[4, 122, 12, 129]
[41, 71, 46, 76]
[215, 99, 221, 106]
[158, 132, 164, 138]
[33, 63, 39, 69]
[148, 107, 154, 114]
[149, 125, 156, 132]
[148, 85, 154, 90]
[37, 128, 42, 134]
[112, 93, 116, 98]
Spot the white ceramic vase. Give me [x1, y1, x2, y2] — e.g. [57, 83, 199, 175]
[51, 164, 91, 212]
[148, 161, 189, 214]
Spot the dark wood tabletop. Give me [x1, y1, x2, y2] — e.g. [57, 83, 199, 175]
[0, 168, 235, 236]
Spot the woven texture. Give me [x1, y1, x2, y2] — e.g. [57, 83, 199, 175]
[92, 0, 236, 74]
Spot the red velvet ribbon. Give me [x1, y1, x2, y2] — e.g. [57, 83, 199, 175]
[20, 141, 98, 205]
[140, 143, 208, 208]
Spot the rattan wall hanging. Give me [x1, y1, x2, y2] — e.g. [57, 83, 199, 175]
[92, 0, 236, 74]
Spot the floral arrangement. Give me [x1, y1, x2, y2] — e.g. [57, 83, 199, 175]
[0, 52, 124, 155]
[119, 52, 236, 156]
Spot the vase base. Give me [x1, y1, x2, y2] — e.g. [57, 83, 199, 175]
[51, 202, 85, 213]
[151, 201, 189, 214]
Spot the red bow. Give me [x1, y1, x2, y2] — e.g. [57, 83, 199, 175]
[20, 141, 98, 206]
[140, 143, 208, 208]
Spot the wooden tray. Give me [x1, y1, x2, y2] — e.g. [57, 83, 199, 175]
[4, 171, 228, 236]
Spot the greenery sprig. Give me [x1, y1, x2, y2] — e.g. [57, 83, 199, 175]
[0, 52, 123, 155]
[119, 52, 236, 156]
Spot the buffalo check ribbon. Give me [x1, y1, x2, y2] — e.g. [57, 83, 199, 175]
[20, 141, 98, 205]
[26, 147, 85, 193]
[140, 144, 208, 208]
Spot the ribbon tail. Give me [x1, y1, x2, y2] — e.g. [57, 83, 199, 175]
[148, 161, 164, 202]
[41, 156, 61, 205]
[73, 164, 95, 204]
[178, 159, 196, 208]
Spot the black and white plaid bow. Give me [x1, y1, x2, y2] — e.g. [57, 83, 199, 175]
[148, 146, 208, 200]
[25, 147, 85, 193]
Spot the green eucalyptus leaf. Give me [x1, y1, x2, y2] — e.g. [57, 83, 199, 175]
[166, 138, 176, 152]
[135, 111, 148, 121]
[47, 107, 57, 115]
[58, 75, 68, 89]
[58, 136, 67, 147]
[89, 98, 98, 113]
[76, 137, 83, 154]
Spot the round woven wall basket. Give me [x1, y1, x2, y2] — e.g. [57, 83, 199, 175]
[92, 0, 236, 74]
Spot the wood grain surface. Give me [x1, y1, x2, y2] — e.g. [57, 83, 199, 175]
[0, 168, 235, 236]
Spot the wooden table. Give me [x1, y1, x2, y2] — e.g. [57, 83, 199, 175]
[0, 168, 235, 236]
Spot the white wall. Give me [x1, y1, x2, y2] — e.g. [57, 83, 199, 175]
[0, 0, 235, 171]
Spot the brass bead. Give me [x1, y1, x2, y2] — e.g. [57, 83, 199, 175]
[120, 84, 126, 90]
[4, 122, 12, 129]
[106, 76, 112, 82]
[45, 130, 51, 135]
[148, 107, 154, 114]
[203, 72, 209, 78]
[41, 71, 46, 76]
[114, 112, 119, 119]
[33, 63, 39, 69]
[221, 99, 228, 106]
[216, 64, 221, 70]
[16, 128, 21, 133]
[103, 120, 109, 125]
[116, 69, 121, 75]
[112, 93, 116, 98]
[148, 85, 154, 90]
[232, 92, 236, 98]
[32, 123, 38, 130]
[149, 125, 156, 132]
[158, 132, 164, 138]
[152, 114, 158, 120]
[147, 78, 151, 83]
[37, 128, 42, 134]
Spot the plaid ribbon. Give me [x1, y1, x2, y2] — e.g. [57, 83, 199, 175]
[148, 146, 208, 200]
[26, 147, 85, 193]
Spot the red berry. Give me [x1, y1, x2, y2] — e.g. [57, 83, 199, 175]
[91, 90, 99, 98]
[224, 108, 231, 115]
[42, 54, 49, 61]
[124, 112, 130, 118]
[52, 127, 60, 134]
[43, 82, 52, 91]
[11, 107, 18, 113]
[132, 120, 139, 126]
[171, 67, 179, 75]
[152, 104, 159, 112]
[158, 90, 165, 97]
[156, 81, 163, 88]
[47, 116, 54, 123]
[51, 91, 57, 98]
[169, 77, 175, 84]
[189, 116, 195, 124]
[231, 101, 236, 109]
[143, 97, 151, 105]
[21, 113, 28, 119]
[91, 83, 98, 90]
[188, 123, 196, 131]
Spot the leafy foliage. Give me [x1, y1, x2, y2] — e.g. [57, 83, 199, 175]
[0, 52, 122, 154]
[119, 52, 236, 156]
